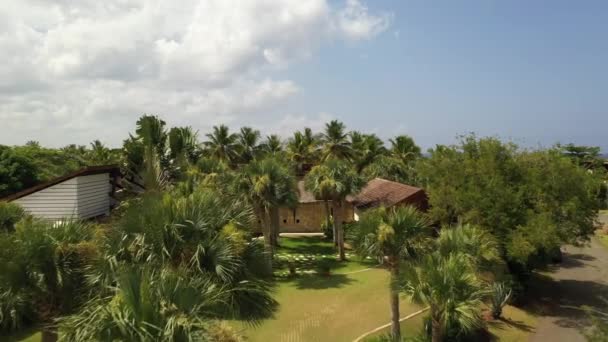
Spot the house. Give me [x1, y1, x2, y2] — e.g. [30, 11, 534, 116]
[273, 177, 426, 233]
[348, 178, 428, 217]
[1, 165, 121, 221]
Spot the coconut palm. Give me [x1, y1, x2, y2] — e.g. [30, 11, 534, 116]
[350, 132, 386, 174]
[399, 226, 500, 342]
[286, 128, 319, 174]
[237, 126, 261, 163]
[320, 120, 354, 161]
[168, 126, 199, 166]
[351, 206, 432, 341]
[260, 135, 283, 157]
[304, 159, 363, 260]
[389, 135, 421, 164]
[236, 158, 297, 257]
[204, 125, 239, 164]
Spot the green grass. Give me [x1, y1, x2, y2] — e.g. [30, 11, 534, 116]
[4, 328, 41, 342]
[596, 231, 608, 249]
[232, 236, 423, 342]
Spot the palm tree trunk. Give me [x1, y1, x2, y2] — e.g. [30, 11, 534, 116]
[270, 206, 280, 248]
[324, 200, 336, 244]
[257, 207, 273, 260]
[431, 311, 443, 342]
[390, 263, 401, 341]
[333, 201, 346, 261]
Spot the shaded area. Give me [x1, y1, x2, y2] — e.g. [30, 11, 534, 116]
[529, 239, 608, 342]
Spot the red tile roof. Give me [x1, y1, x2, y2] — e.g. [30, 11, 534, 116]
[348, 178, 425, 209]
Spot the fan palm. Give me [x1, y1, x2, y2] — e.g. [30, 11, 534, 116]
[399, 225, 500, 342]
[320, 120, 354, 161]
[169, 127, 199, 167]
[351, 206, 432, 341]
[304, 159, 363, 260]
[204, 125, 239, 164]
[236, 158, 297, 257]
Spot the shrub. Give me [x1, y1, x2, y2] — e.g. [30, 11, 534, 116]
[0, 202, 25, 232]
[0, 289, 35, 333]
[490, 282, 512, 319]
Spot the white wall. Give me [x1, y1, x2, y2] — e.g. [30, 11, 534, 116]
[15, 173, 111, 220]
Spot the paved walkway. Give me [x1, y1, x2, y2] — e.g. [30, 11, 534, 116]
[531, 214, 608, 341]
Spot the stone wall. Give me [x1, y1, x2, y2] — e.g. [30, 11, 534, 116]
[254, 201, 355, 233]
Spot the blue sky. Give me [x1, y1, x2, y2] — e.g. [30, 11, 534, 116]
[281, 0, 608, 150]
[1, 0, 606, 151]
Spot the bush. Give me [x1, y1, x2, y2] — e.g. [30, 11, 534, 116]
[0, 289, 35, 333]
[321, 216, 334, 240]
[0, 202, 25, 232]
[490, 282, 512, 319]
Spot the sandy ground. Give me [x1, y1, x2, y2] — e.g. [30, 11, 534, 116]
[530, 213, 608, 342]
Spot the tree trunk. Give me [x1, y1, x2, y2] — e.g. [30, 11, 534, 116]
[333, 201, 346, 261]
[257, 207, 273, 260]
[324, 200, 336, 245]
[390, 263, 401, 342]
[270, 206, 280, 248]
[41, 327, 58, 342]
[431, 311, 443, 342]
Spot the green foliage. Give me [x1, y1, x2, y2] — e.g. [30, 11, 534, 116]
[418, 135, 602, 279]
[0, 202, 25, 232]
[0, 146, 39, 198]
[204, 125, 239, 164]
[490, 282, 512, 319]
[320, 120, 354, 161]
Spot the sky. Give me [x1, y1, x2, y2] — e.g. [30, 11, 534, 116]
[1, 0, 607, 151]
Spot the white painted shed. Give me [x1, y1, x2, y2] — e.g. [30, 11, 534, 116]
[2, 165, 120, 221]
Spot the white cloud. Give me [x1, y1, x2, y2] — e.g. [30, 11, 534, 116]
[0, 0, 391, 146]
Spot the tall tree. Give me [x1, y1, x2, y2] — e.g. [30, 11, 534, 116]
[350, 132, 386, 174]
[389, 135, 422, 164]
[305, 159, 363, 260]
[260, 135, 283, 157]
[286, 128, 319, 174]
[237, 158, 297, 257]
[237, 126, 261, 163]
[204, 125, 239, 164]
[320, 120, 353, 161]
[168, 127, 199, 166]
[351, 206, 432, 341]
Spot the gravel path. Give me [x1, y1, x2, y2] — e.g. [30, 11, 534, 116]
[530, 213, 608, 341]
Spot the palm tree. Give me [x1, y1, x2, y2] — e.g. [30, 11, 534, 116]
[204, 125, 239, 164]
[59, 267, 239, 342]
[0, 218, 98, 341]
[168, 126, 199, 167]
[389, 135, 421, 164]
[320, 120, 354, 161]
[305, 159, 363, 260]
[260, 135, 283, 157]
[399, 226, 500, 342]
[350, 132, 386, 174]
[286, 128, 319, 174]
[236, 158, 297, 257]
[350, 206, 432, 341]
[237, 126, 261, 163]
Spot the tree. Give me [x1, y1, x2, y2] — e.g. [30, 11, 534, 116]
[0, 146, 39, 197]
[204, 125, 239, 164]
[400, 226, 499, 342]
[286, 128, 319, 174]
[237, 127, 261, 163]
[320, 120, 354, 161]
[350, 132, 386, 174]
[351, 206, 432, 341]
[260, 135, 283, 157]
[418, 135, 602, 284]
[389, 135, 421, 164]
[236, 158, 297, 257]
[168, 127, 199, 166]
[0, 218, 99, 341]
[305, 159, 364, 260]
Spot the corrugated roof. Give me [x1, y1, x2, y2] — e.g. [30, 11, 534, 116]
[348, 178, 424, 209]
[1, 165, 120, 202]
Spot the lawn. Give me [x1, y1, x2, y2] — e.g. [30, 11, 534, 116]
[232, 235, 426, 342]
[487, 305, 538, 342]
